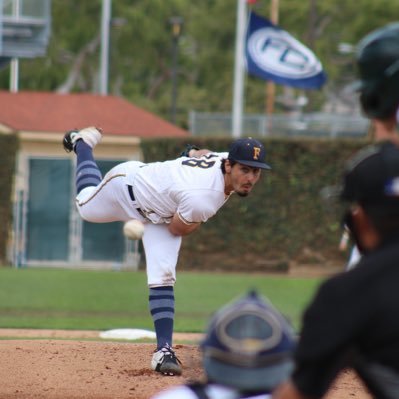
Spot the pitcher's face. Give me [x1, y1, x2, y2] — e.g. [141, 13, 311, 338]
[225, 161, 261, 197]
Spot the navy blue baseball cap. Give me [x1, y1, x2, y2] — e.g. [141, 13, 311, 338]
[228, 138, 271, 170]
[201, 290, 296, 392]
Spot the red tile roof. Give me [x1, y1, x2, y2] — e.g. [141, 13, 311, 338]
[0, 91, 188, 137]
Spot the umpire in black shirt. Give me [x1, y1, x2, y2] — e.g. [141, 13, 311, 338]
[287, 142, 399, 399]
[274, 145, 399, 399]
[274, 22, 399, 399]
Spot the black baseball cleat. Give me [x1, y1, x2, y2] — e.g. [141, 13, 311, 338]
[151, 344, 182, 376]
[62, 126, 103, 153]
[63, 129, 80, 153]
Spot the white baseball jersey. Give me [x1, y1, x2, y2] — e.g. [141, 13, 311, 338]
[151, 383, 271, 399]
[75, 152, 232, 286]
[130, 152, 230, 224]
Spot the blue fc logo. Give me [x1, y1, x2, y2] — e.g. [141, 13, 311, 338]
[247, 27, 323, 79]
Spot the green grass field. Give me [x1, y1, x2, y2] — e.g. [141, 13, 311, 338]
[0, 267, 324, 332]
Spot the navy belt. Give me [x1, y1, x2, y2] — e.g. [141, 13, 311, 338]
[127, 185, 147, 219]
[127, 185, 136, 201]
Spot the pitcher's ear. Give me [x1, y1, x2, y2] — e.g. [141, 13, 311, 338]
[225, 159, 232, 172]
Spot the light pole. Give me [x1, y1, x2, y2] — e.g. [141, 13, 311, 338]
[10, 0, 21, 93]
[169, 16, 183, 124]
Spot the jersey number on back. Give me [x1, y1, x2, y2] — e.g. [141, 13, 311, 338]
[182, 154, 218, 169]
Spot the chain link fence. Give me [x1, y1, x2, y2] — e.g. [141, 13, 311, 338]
[189, 111, 370, 138]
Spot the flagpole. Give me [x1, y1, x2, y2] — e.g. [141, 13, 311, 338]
[100, 0, 111, 95]
[232, 0, 247, 138]
[266, 0, 279, 133]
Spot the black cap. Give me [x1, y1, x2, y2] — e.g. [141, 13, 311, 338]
[341, 142, 399, 205]
[228, 138, 271, 170]
[352, 22, 399, 92]
[200, 290, 295, 391]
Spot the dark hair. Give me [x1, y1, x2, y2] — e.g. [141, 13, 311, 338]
[221, 158, 237, 174]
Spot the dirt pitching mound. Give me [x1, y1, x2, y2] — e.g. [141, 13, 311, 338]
[0, 331, 371, 399]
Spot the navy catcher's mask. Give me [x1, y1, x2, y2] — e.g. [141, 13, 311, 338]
[200, 290, 296, 392]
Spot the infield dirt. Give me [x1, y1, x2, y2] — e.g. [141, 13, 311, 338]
[0, 329, 372, 399]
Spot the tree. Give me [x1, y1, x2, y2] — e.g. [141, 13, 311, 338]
[0, 0, 397, 126]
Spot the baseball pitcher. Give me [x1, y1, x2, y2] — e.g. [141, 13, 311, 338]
[63, 128, 271, 375]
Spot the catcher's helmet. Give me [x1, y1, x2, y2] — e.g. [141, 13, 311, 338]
[354, 22, 399, 119]
[200, 290, 296, 392]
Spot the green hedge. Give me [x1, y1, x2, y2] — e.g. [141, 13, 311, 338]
[141, 136, 369, 272]
[0, 134, 368, 272]
[0, 133, 18, 264]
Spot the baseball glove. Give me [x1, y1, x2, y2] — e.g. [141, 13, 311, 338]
[180, 144, 200, 157]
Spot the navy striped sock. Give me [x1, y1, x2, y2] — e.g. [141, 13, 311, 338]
[75, 141, 102, 194]
[149, 286, 175, 349]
